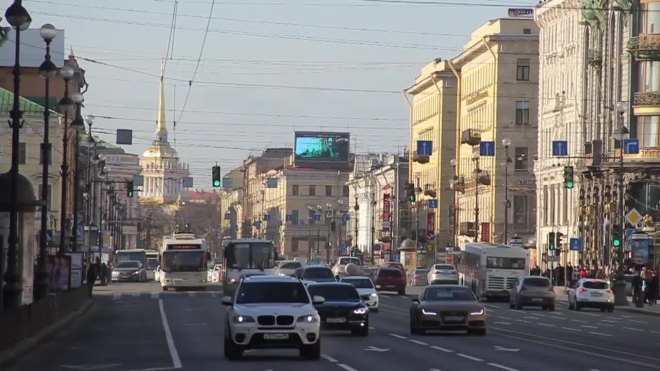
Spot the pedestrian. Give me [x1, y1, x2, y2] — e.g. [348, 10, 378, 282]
[632, 270, 644, 307]
[649, 271, 658, 305]
[86, 258, 100, 298]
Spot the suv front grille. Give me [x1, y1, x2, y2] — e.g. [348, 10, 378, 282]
[258, 315, 276, 326]
[276, 315, 294, 326]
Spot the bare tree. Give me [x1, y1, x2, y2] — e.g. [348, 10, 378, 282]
[139, 201, 177, 250]
[175, 199, 221, 255]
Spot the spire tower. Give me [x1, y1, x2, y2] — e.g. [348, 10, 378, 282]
[156, 56, 168, 141]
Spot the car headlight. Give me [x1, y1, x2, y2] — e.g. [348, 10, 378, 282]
[353, 308, 368, 315]
[470, 308, 485, 316]
[370, 292, 378, 298]
[421, 308, 437, 316]
[375, 285, 381, 289]
[132, 271, 140, 275]
[232, 315, 255, 323]
[229, 278, 236, 283]
[297, 314, 319, 323]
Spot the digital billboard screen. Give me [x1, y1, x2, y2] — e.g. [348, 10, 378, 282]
[294, 131, 350, 164]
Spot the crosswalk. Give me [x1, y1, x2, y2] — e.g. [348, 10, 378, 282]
[110, 291, 222, 300]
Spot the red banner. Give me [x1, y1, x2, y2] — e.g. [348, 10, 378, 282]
[481, 222, 490, 242]
[426, 212, 436, 240]
[382, 194, 391, 230]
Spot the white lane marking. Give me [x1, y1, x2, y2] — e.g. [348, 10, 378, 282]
[112, 293, 121, 300]
[151, 293, 159, 299]
[627, 319, 647, 324]
[188, 292, 196, 297]
[493, 322, 511, 325]
[523, 316, 541, 320]
[122, 368, 178, 371]
[570, 319, 588, 323]
[158, 299, 182, 368]
[369, 327, 375, 330]
[623, 327, 644, 332]
[431, 346, 453, 353]
[488, 363, 520, 371]
[337, 364, 358, 371]
[430, 369, 442, 371]
[132, 293, 140, 297]
[561, 327, 581, 332]
[537, 323, 555, 327]
[498, 317, 512, 320]
[650, 331, 660, 335]
[600, 320, 617, 323]
[588, 332, 612, 337]
[588, 369, 602, 371]
[184, 323, 208, 326]
[409, 339, 428, 346]
[483, 304, 499, 308]
[515, 320, 530, 323]
[456, 353, 482, 362]
[389, 333, 407, 339]
[321, 354, 338, 363]
[580, 325, 598, 329]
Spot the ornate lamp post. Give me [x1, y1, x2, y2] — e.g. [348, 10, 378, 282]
[70, 91, 86, 251]
[501, 138, 513, 244]
[57, 65, 75, 254]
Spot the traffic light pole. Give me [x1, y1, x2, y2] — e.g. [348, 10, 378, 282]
[613, 147, 628, 306]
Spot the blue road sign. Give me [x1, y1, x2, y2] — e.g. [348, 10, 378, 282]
[286, 214, 293, 222]
[569, 238, 583, 251]
[314, 214, 321, 222]
[340, 243, 348, 255]
[552, 140, 568, 156]
[479, 141, 495, 157]
[428, 199, 438, 209]
[623, 138, 639, 154]
[417, 140, 433, 156]
[343, 214, 350, 221]
[263, 214, 271, 221]
[625, 228, 634, 241]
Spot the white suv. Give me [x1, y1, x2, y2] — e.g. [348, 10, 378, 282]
[222, 275, 324, 360]
[568, 278, 614, 312]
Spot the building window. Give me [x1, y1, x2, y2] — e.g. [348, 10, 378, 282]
[641, 2, 660, 34]
[513, 195, 529, 224]
[638, 116, 660, 148]
[291, 239, 299, 253]
[638, 61, 660, 92]
[343, 185, 350, 197]
[39, 145, 52, 165]
[516, 58, 530, 81]
[515, 101, 530, 125]
[37, 184, 52, 211]
[523, 28, 531, 34]
[309, 185, 316, 196]
[18, 142, 26, 164]
[292, 185, 299, 196]
[291, 209, 299, 224]
[308, 209, 317, 224]
[325, 185, 332, 197]
[514, 147, 529, 171]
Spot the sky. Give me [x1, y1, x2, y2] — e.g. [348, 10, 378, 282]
[22, 0, 537, 187]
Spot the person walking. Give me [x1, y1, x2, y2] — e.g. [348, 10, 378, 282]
[86, 258, 100, 298]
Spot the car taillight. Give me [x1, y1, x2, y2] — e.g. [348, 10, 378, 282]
[548, 286, 554, 292]
[578, 288, 586, 293]
[414, 275, 419, 279]
[519, 285, 528, 291]
[453, 271, 458, 276]
[606, 289, 613, 294]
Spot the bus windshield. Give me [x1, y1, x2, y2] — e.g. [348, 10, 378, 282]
[146, 258, 159, 270]
[486, 257, 526, 270]
[225, 242, 276, 270]
[116, 251, 146, 266]
[162, 251, 207, 272]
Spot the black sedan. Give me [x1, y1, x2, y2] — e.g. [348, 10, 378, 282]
[307, 282, 369, 337]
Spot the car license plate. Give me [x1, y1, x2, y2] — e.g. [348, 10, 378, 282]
[326, 317, 346, 323]
[263, 334, 289, 340]
[445, 316, 464, 321]
[591, 293, 602, 297]
[532, 298, 543, 302]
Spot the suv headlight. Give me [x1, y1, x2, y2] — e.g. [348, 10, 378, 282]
[297, 314, 319, 323]
[232, 315, 255, 323]
[353, 308, 368, 315]
[370, 292, 378, 298]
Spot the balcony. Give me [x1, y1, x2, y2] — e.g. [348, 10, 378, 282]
[586, 50, 602, 68]
[633, 91, 660, 107]
[627, 34, 660, 60]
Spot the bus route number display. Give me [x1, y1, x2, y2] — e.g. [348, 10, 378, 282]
[168, 244, 200, 250]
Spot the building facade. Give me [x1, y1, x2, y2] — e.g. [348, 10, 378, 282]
[219, 167, 245, 240]
[534, 0, 587, 269]
[404, 59, 457, 252]
[450, 18, 539, 246]
[346, 154, 409, 263]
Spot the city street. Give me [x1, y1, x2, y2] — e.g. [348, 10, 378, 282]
[7, 282, 660, 371]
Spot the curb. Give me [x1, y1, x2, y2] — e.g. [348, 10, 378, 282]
[0, 298, 95, 369]
[554, 298, 660, 317]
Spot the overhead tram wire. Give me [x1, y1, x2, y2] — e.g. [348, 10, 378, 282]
[164, 0, 179, 70]
[175, 0, 216, 128]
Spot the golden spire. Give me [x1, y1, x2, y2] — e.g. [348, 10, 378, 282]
[156, 55, 167, 134]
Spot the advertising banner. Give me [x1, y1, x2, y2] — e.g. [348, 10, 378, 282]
[67, 252, 84, 288]
[426, 212, 435, 240]
[631, 239, 649, 265]
[294, 131, 350, 166]
[382, 194, 391, 229]
[48, 254, 71, 291]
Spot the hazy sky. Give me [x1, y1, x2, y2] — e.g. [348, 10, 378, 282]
[24, 0, 536, 187]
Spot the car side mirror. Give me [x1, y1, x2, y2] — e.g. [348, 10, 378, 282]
[312, 295, 325, 305]
[221, 297, 233, 306]
[411, 297, 420, 304]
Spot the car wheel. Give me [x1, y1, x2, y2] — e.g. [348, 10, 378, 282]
[515, 301, 523, 310]
[223, 324, 243, 360]
[398, 289, 406, 295]
[162, 287, 168, 291]
[541, 305, 548, 310]
[351, 326, 369, 337]
[468, 328, 486, 336]
[409, 318, 418, 334]
[575, 302, 582, 311]
[548, 305, 555, 312]
[568, 300, 574, 310]
[607, 306, 614, 313]
[300, 338, 321, 360]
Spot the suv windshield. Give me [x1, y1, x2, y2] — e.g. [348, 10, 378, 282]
[523, 277, 550, 287]
[422, 287, 475, 301]
[116, 262, 140, 269]
[280, 262, 302, 270]
[235, 282, 310, 304]
[583, 281, 609, 290]
[307, 284, 360, 302]
[303, 268, 334, 279]
[342, 278, 374, 289]
[378, 269, 401, 278]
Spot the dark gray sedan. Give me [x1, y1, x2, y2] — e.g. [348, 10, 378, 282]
[509, 276, 555, 311]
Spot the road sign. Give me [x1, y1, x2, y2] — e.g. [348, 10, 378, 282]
[342, 214, 350, 221]
[552, 140, 568, 156]
[546, 255, 560, 262]
[569, 238, 583, 251]
[625, 208, 643, 226]
[625, 228, 634, 241]
[314, 214, 321, 221]
[631, 231, 649, 240]
[479, 141, 495, 156]
[428, 199, 438, 209]
[263, 214, 271, 221]
[446, 256, 453, 264]
[509, 236, 523, 248]
[417, 140, 433, 156]
[623, 138, 639, 155]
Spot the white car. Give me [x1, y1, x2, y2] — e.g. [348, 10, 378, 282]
[275, 260, 304, 277]
[154, 266, 161, 282]
[211, 264, 222, 283]
[339, 276, 379, 312]
[222, 275, 323, 360]
[568, 279, 614, 312]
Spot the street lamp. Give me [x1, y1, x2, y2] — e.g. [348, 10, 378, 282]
[611, 102, 629, 306]
[34, 23, 58, 301]
[449, 159, 458, 249]
[353, 195, 359, 254]
[58, 65, 75, 255]
[501, 138, 513, 244]
[473, 154, 482, 242]
[97, 163, 107, 252]
[70, 91, 85, 252]
[2, 0, 32, 310]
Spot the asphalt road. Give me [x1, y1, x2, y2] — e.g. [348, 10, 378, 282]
[8, 281, 660, 371]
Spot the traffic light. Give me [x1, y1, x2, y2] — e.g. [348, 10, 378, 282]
[212, 166, 221, 188]
[406, 182, 416, 202]
[548, 232, 556, 251]
[127, 181, 134, 198]
[555, 232, 563, 257]
[563, 166, 575, 189]
[612, 225, 621, 248]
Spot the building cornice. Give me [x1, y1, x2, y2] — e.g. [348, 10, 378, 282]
[405, 71, 455, 95]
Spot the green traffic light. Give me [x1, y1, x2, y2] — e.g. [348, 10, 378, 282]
[612, 239, 621, 247]
[565, 182, 574, 189]
[127, 191, 133, 197]
[213, 180, 221, 187]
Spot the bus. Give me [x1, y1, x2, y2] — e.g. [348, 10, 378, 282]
[222, 238, 277, 297]
[159, 230, 211, 291]
[145, 250, 159, 280]
[115, 249, 147, 267]
[456, 242, 530, 301]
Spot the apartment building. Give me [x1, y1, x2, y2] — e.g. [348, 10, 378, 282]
[450, 18, 539, 245]
[219, 167, 244, 240]
[404, 59, 457, 252]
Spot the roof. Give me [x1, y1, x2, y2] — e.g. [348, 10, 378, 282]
[187, 189, 219, 200]
[0, 87, 61, 117]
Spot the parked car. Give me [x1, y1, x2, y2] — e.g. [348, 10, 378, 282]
[374, 268, 406, 295]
